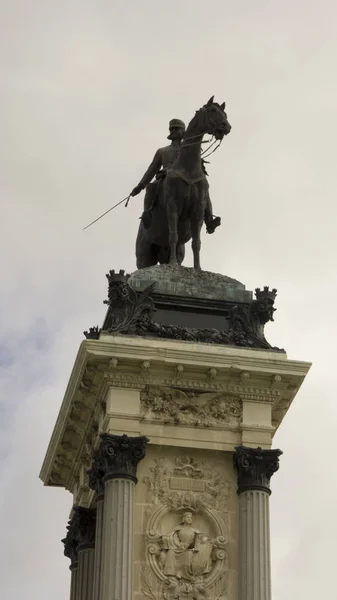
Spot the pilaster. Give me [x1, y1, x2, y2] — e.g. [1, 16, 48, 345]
[92, 433, 149, 600]
[69, 565, 79, 600]
[91, 496, 104, 600]
[71, 507, 96, 600]
[62, 521, 79, 600]
[87, 453, 106, 600]
[233, 446, 282, 600]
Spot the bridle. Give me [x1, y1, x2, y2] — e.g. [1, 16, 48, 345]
[180, 106, 227, 159]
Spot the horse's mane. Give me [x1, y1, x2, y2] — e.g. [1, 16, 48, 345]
[183, 102, 221, 139]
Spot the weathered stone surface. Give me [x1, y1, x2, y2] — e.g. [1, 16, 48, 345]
[238, 490, 271, 600]
[138, 448, 233, 600]
[93, 433, 149, 484]
[128, 264, 252, 303]
[101, 478, 135, 600]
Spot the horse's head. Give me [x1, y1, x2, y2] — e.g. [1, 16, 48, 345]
[197, 96, 231, 140]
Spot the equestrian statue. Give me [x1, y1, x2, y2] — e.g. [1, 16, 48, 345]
[132, 96, 231, 270]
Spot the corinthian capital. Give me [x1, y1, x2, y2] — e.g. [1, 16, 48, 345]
[87, 451, 105, 497]
[72, 506, 96, 549]
[90, 433, 149, 484]
[62, 520, 78, 569]
[233, 446, 283, 495]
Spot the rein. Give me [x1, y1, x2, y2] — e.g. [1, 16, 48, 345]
[201, 139, 222, 159]
[179, 134, 222, 164]
[181, 137, 212, 148]
[181, 112, 224, 159]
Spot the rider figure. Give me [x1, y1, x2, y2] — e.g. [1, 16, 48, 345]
[131, 119, 221, 234]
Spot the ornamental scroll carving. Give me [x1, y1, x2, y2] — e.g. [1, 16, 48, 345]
[95, 271, 282, 351]
[142, 456, 230, 600]
[140, 386, 242, 428]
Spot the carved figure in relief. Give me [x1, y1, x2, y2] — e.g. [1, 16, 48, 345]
[160, 512, 212, 580]
[142, 456, 229, 600]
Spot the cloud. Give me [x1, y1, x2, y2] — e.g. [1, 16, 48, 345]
[1, 1, 337, 598]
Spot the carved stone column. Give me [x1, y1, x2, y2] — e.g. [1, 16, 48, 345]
[72, 506, 96, 600]
[87, 455, 106, 600]
[62, 520, 79, 600]
[94, 433, 149, 600]
[233, 446, 282, 600]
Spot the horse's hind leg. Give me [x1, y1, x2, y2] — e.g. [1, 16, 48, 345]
[191, 217, 203, 270]
[177, 243, 185, 265]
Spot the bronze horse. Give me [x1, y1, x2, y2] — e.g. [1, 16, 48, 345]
[136, 96, 231, 270]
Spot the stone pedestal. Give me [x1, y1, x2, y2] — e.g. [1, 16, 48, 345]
[41, 266, 311, 600]
[234, 446, 282, 600]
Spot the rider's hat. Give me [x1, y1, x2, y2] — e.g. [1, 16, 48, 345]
[169, 119, 186, 130]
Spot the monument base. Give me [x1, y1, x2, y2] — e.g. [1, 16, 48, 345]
[96, 265, 282, 352]
[40, 265, 311, 600]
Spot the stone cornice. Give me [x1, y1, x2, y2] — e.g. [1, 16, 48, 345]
[105, 371, 283, 400]
[94, 335, 310, 376]
[40, 337, 310, 491]
[40, 343, 87, 484]
[40, 342, 108, 489]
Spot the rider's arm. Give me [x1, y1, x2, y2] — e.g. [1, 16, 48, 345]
[134, 150, 162, 193]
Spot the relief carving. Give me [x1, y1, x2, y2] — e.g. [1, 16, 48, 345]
[142, 457, 230, 600]
[140, 386, 242, 428]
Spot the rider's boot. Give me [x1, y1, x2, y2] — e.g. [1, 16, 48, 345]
[205, 214, 221, 234]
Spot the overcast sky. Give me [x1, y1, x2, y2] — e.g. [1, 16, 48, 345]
[1, 1, 337, 598]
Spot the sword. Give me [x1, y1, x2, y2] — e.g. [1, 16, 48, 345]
[82, 195, 131, 231]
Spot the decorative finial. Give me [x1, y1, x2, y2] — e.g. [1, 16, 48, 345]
[255, 287, 277, 302]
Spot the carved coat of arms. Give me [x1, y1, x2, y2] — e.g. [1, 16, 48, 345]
[142, 456, 230, 600]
